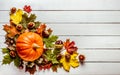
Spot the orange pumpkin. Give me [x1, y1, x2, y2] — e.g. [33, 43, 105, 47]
[16, 32, 43, 61]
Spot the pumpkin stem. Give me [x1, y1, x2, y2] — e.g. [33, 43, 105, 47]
[33, 43, 40, 50]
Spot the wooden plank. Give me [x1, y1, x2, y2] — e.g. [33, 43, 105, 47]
[1, 49, 120, 62]
[59, 36, 120, 48]
[1, 11, 120, 23]
[1, 36, 120, 48]
[49, 24, 120, 35]
[0, 63, 120, 75]
[0, 0, 120, 10]
[1, 24, 120, 35]
[2, 24, 120, 36]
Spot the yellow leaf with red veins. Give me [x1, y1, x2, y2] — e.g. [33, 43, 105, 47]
[3, 24, 19, 38]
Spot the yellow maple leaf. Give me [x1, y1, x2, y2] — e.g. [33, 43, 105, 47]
[60, 52, 79, 71]
[10, 9, 23, 25]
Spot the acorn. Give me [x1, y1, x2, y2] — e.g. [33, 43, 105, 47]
[10, 50, 16, 58]
[55, 40, 63, 49]
[65, 54, 71, 62]
[28, 22, 35, 28]
[16, 24, 23, 31]
[10, 7, 16, 14]
[79, 54, 85, 64]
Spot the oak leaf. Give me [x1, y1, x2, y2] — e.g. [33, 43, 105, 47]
[3, 24, 19, 38]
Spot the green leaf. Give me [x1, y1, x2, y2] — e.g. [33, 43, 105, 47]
[2, 54, 13, 65]
[43, 35, 58, 48]
[20, 13, 36, 29]
[2, 48, 9, 54]
[20, 13, 28, 29]
[28, 14, 36, 22]
[44, 49, 59, 64]
[14, 56, 20, 67]
[51, 56, 59, 64]
[48, 35, 58, 42]
[53, 49, 60, 55]
[35, 21, 41, 28]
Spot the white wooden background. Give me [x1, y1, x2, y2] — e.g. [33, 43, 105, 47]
[0, 0, 120, 75]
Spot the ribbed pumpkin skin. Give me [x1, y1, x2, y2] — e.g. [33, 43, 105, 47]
[16, 32, 43, 61]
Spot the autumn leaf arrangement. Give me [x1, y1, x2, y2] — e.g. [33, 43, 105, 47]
[2, 5, 85, 75]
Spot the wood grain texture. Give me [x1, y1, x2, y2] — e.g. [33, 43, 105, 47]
[1, 11, 120, 23]
[0, 63, 120, 75]
[1, 49, 120, 62]
[0, 0, 120, 10]
[1, 24, 120, 36]
[0, 0, 120, 75]
[1, 35, 120, 48]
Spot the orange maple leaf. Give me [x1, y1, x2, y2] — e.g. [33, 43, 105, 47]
[3, 24, 19, 38]
[36, 23, 46, 36]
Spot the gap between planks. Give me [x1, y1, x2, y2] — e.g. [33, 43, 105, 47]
[2, 22, 120, 24]
[2, 10, 120, 11]
[0, 61, 120, 63]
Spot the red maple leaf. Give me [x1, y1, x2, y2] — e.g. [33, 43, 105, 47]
[23, 5, 32, 13]
[64, 39, 78, 54]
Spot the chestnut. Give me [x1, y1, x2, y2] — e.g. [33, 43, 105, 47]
[10, 7, 16, 13]
[55, 40, 63, 49]
[16, 24, 23, 31]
